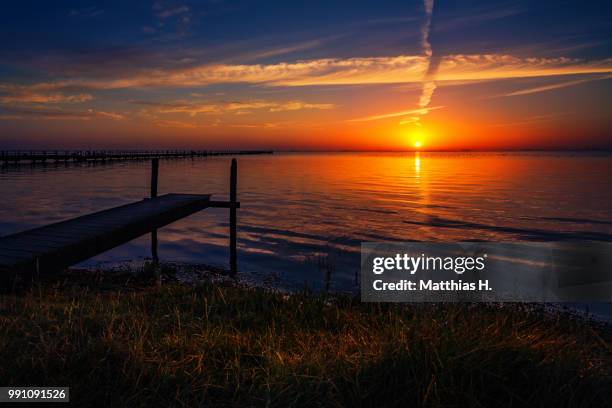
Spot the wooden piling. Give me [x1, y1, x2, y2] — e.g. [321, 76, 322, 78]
[150, 158, 159, 199]
[150, 159, 160, 283]
[230, 158, 237, 276]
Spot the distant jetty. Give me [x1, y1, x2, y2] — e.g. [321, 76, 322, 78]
[0, 149, 273, 165]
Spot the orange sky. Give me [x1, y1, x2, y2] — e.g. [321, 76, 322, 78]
[1, 1, 611, 150]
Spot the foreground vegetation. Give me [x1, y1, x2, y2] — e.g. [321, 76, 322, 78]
[0, 270, 610, 407]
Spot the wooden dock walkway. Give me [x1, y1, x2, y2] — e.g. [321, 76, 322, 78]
[0, 149, 272, 165]
[0, 159, 240, 288]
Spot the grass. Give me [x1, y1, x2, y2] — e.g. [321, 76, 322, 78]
[0, 269, 610, 407]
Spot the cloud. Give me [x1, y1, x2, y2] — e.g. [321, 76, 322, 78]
[437, 55, 612, 81]
[96, 111, 125, 120]
[398, 117, 423, 125]
[133, 98, 334, 129]
[0, 85, 93, 104]
[230, 123, 279, 129]
[0, 106, 124, 121]
[142, 26, 157, 34]
[0, 93, 92, 104]
[157, 5, 190, 19]
[69, 6, 104, 18]
[154, 119, 199, 128]
[236, 39, 324, 62]
[348, 106, 444, 122]
[503, 75, 612, 97]
[267, 101, 336, 112]
[4, 54, 612, 94]
[131, 99, 336, 116]
[433, 5, 524, 33]
[0, 106, 91, 120]
[489, 112, 573, 127]
[350, 16, 420, 28]
[150, 118, 282, 130]
[2, 55, 426, 90]
[152, 1, 192, 38]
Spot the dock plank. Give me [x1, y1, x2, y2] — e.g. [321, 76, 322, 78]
[0, 193, 212, 274]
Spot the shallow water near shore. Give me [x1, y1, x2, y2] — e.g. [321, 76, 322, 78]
[1, 152, 611, 315]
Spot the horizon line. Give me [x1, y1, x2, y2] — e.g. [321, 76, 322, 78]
[2, 148, 612, 153]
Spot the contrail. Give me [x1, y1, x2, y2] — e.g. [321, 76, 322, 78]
[408, 0, 437, 126]
[421, 0, 434, 58]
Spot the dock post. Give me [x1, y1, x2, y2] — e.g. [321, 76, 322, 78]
[230, 158, 237, 276]
[150, 158, 159, 198]
[150, 159, 160, 282]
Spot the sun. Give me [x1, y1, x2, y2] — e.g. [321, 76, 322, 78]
[409, 129, 425, 149]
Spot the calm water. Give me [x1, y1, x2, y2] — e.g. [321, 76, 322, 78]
[1, 152, 611, 291]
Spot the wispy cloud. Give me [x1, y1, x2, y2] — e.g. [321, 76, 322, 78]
[69, 6, 104, 18]
[96, 111, 125, 120]
[504, 74, 612, 97]
[0, 106, 125, 121]
[132, 99, 336, 116]
[154, 119, 199, 128]
[0, 93, 93, 104]
[152, 1, 192, 38]
[152, 119, 283, 130]
[434, 5, 524, 33]
[348, 106, 444, 122]
[0, 84, 93, 104]
[3, 54, 611, 95]
[437, 55, 612, 81]
[350, 16, 420, 28]
[156, 4, 189, 19]
[267, 101, 336, 112]
[236, 39, 325, 62]
[142, 26, 157, 34]
[489, 112, 573, 127]
[230, 122, 279, 129]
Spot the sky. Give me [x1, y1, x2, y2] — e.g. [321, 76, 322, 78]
[0, 0, 610, 150]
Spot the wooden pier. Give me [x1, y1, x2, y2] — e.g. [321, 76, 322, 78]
[0, 149, 272, 165]
[0, 158, 240, 288]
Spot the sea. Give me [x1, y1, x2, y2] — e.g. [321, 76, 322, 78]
[1, 151, 611, 316]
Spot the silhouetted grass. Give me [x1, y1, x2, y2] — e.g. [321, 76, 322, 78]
[0, 271, 610, 407]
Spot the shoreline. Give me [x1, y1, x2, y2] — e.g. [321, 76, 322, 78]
[71, 260, 612, 327]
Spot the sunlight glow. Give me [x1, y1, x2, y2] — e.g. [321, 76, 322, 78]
[410, 129, 425, 150]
